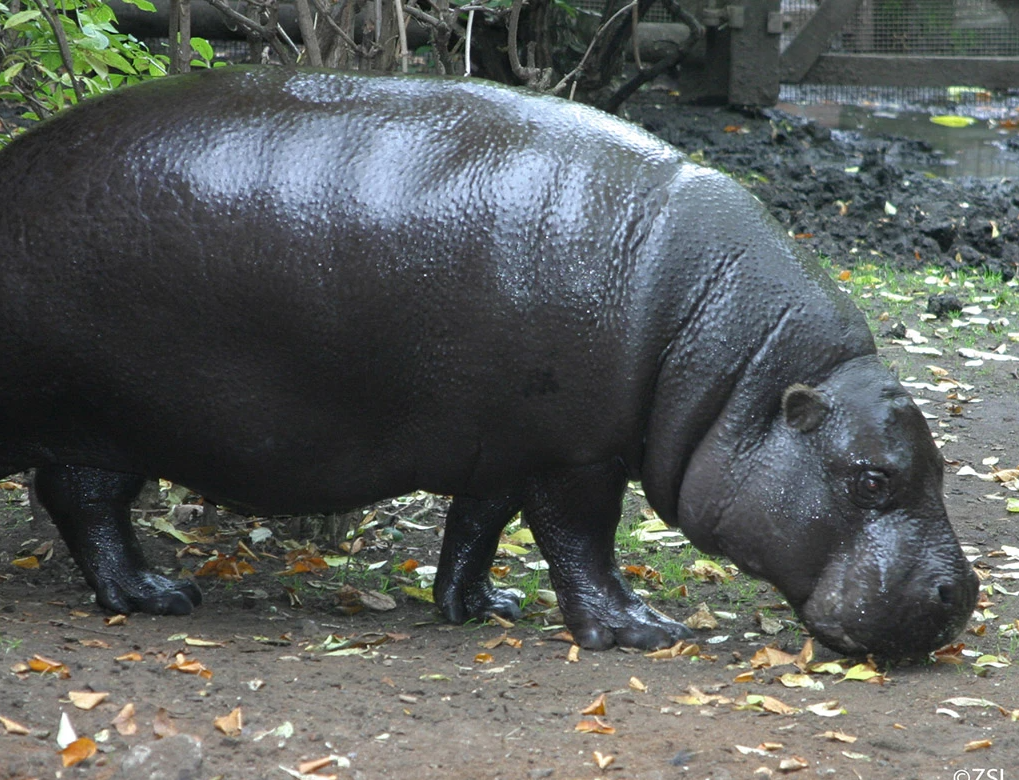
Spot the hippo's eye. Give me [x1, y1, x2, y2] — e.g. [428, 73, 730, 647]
[852, 469, 891, 508]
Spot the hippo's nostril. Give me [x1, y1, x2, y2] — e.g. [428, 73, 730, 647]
[936, 583, 954, 605]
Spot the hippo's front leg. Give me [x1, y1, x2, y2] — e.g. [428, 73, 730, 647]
[32, 465, 202, 615]
[524, 462, 693, 651]
[435, 494, 524, 623]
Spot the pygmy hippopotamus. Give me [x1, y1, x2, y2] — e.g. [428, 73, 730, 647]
[0, 66, 977, 657]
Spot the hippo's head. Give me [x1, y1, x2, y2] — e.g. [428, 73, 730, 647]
[670, 356, 978, 658]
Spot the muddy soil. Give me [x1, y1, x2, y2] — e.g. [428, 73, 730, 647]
[2, 96, 1019, 780]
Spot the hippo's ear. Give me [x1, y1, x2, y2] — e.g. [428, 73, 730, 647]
[782, 384, 831, 433]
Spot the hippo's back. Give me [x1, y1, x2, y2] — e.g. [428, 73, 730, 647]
[0, 67, 691, 511]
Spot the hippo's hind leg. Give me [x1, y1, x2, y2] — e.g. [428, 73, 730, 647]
[32, 464, 202, 615]
[435, 494, 524, 623]
[524, 461, 693, 651]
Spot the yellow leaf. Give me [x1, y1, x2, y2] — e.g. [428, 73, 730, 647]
[930, 115, 976, 128]
[474, 653, 494, 664]
[593, 750, 614, 769]
[780, 673, 819, 688]
[504, 528, 534, 544]
[184, 637, 226, 647]
[733, 671, 755, 683]
[567, 644, 580, 663]
[61, 737, 97, 767]
[496, 543, 529, 556]
[67, 691, 109, 711]
[11, 556, 39, 569]
[214, 706, 243, 737]
[115, 652, 143, 662]
[628, 677, 646, 692]
[399, 585, 434, 603]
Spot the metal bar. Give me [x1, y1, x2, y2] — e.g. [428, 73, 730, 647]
[798, 54, 1019, 89]
[779, 0, 864, 82]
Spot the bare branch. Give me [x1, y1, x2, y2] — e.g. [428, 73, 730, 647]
[294, 0, 323, 65]
[39, 0, 83, 103]
[550, 0, 636, 96]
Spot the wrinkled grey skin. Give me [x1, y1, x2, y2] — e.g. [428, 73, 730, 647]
[0, 66, 977, 656]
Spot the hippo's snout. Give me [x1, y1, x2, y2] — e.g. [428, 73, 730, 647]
[799, 530, 979, 658]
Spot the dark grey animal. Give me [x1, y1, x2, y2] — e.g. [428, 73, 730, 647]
[0, 66, 977, 656]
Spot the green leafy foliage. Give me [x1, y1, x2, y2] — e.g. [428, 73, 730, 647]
[0, 0, 172, 144]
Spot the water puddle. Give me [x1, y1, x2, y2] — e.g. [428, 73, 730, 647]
[776, 102, 1019, 179]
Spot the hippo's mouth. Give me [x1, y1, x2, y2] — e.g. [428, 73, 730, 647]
[796, 554, 979, 659]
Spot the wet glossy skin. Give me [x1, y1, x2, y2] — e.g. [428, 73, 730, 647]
[0, 67, 977, 654]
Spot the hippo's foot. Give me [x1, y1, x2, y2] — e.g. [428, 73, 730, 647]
[438, 579, 523, 624]
[561, 592, 693, 651]
[435, 494, 524, 624]
[524, 462, 693, 651]
[32, 464, 203, 616]
[95, 570, 203, 616]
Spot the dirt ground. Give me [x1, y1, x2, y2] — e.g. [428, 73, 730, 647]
[3, 95, 1019, 780]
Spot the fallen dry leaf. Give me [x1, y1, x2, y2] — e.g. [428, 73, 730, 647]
[196, 553, 256, 580]
[794, 637, 815, 670]
[580, 693, 607, 716]
[964, 739, 993, 751]
[645, 640, 701, 660]
[779, 756, 809, 772]
[593, 750, 614, 769]
[67, 691, 109, 711]
[78, 639, 111, 649]
[166, 652, 212, 680]
[751, 645, 798, 669]
[214, 706, 243, 737]
[488, 613, 514, 629]
[686, 602, 719, 630]
[111, 703, 137, 736]
[61, 737, 97, 767]
[104, 614, 128, 626]
[567, 644, 580, 663]
[0, 715, 30, 735]
[816, 730, 857, 743]
[474, 653, 494, 664]
[11, 556, 39, 569]
[574, 717, 615, 735]
[26, 655, 70, 678]
[153, 707, 178, 738]
[668, 686, 732, 707]
[628, 677, 646, 692]
[299, 756, 336, 774]
[115, 651, 143, 662]
[184, 636, 226, 648]
[733, 671, 755, 683]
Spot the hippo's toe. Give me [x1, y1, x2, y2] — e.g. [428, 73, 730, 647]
[437, 579, 523, 624]
[569, 610, 693, 651]
[97, 572, 203, 616]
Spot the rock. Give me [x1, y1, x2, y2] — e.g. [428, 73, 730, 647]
[927, 293, 964, 319]
[118, 734, 203, 780]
